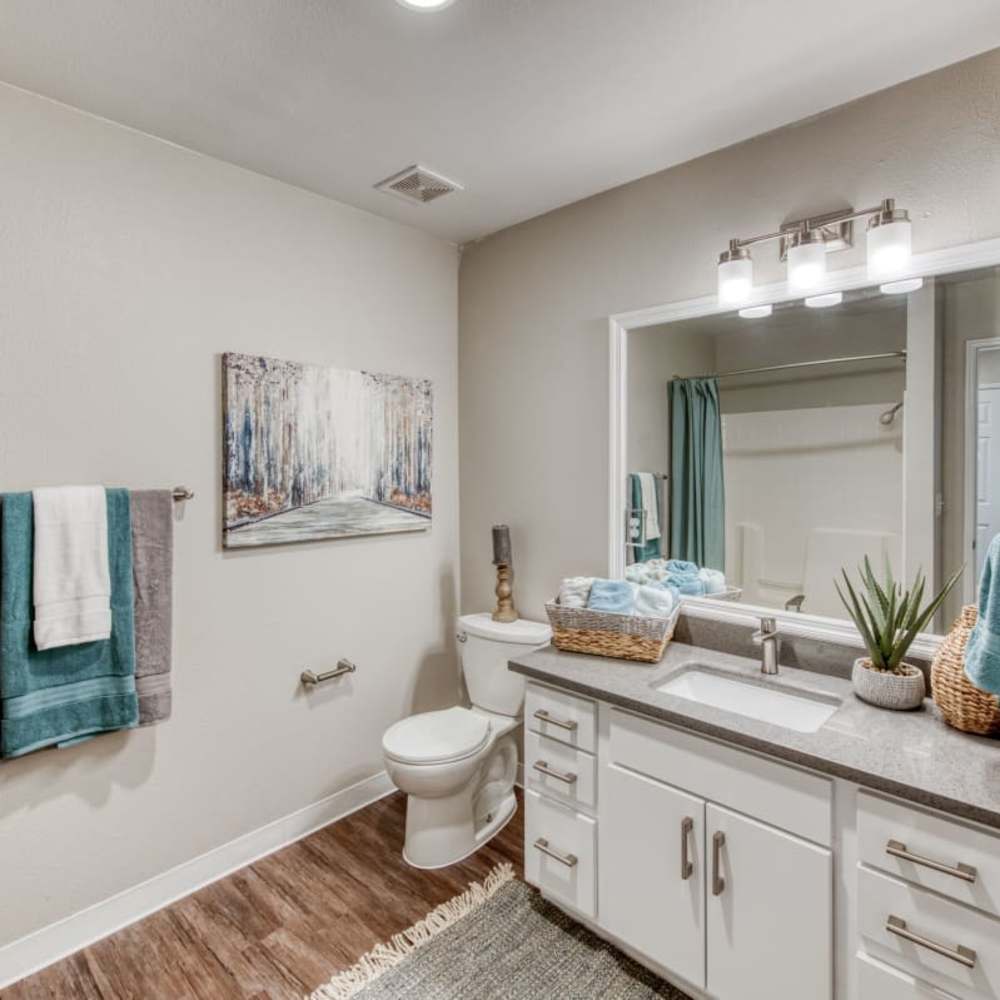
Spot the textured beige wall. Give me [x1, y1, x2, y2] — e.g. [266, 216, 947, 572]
[0, 83, 459, 946]
[459, 48, 1000, 619]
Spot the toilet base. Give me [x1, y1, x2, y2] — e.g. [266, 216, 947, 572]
[403, 793, 517, 870]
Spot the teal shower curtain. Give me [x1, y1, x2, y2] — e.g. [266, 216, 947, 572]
[669, 377, 725, 570]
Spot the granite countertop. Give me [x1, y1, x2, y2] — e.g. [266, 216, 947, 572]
[509, 642, 1000, 830]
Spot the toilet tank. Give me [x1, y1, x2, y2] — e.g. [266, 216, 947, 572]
[457, 613, 552, 717]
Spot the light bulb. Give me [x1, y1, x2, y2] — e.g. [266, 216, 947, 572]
[867, 201, 912, 280]
[804, 292, 843, 309]
[880, 278, 923, 295]
[786, 232, 826, 292]
[717, 243, 752, 307]
[739, 305, 773, 319]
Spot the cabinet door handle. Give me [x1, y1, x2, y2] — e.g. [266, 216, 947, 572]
[680, 816, 694, 880]
[533, 837, 578, 868]
[885, 915, 977, 969]
[886, 839, 978, 883]
[533, 709, 578, 732]
[712, 831, 726, 896]
[532, 760, 578, 784]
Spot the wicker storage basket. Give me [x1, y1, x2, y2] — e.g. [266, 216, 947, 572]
[544, 599, 680, 663]
[931, 606, 1000, 737]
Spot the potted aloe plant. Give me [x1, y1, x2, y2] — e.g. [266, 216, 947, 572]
[836, 557, 962, 711]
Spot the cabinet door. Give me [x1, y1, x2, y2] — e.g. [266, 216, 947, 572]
[600, 764, 706, 990]
[706, 803, 832, 1000]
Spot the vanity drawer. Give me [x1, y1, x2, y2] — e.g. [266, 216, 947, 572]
[858, 865, 1000, 1000]
[858, 953, 962, 1000]
[524, 729, 597, 809]
[526, 683, 597, 753]
[609, 707, 831, 845]
[524, 788, 596, 918]
[859, 792, 1000, 918]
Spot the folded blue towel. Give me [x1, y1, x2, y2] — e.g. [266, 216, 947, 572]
[966, 535, 1000, 695]
[663, 572, 707, 597]
[586, 579, 637, 615]
[665, 559, 699, 577]
[1, 490, 138, 757]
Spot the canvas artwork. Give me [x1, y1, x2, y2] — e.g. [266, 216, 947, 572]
[223, 352, 432, 548]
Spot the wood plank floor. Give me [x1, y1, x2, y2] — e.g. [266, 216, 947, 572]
[7, 790, 524, 1000]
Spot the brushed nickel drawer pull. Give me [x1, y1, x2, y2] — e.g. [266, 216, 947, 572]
[301, 659, 357, 687]
[712, 831, 726, 896]
[886, 839, 978, 883]
[680, 816, 694, 880]
[532, 760, 578, 784]
[533, 709, 578, 732]
[885, 915, 977, 969]
[533, 837, 578, 868]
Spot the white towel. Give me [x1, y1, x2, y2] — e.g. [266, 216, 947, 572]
[32, 486, 112, 650]
[634, 584, 677, 619]
[637, 473, 660, 541]
[558, 576, 594, 608]
[698, 567, 727, 595]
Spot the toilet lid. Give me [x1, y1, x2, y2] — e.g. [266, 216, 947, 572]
[383, 707, 491, 765]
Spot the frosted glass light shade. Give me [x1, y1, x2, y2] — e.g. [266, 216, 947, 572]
[880, 277, 923, 295]
[717, 256, 753, 306]
[804, 292, 843, 309]
[787, 240, 826, 292]
[739, 304, 773, 318]
[867, 218, 912, 280]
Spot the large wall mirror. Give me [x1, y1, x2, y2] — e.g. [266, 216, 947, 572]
[612, 260, 1000, 643]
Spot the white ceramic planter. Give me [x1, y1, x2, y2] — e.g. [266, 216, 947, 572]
[852, 657, 926, 711]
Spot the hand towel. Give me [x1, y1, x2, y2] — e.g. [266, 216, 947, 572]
[130, 490, 174, 725]
[965, 534, 1000, 695]
[558, 576, 594, 609]
[665, 559, 699, 577]
[1, 490, 138, 757]
[629, 474, 661, 562]
[663, 572, 707, 597]
[586, 579, 637, 615]
[637, 473, 660, 541]
[634, 584, 677, 619]
[32, 486, 112, 651]
[698, 567, 727, 595]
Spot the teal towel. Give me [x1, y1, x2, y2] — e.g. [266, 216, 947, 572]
[586, 579, 637, 615]
[966, 534, 1000, 696]
[1, 490, 138, 757]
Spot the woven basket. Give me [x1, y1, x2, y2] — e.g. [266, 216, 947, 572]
[544, 600, 680, 663]
[931, 606, 1000, 737]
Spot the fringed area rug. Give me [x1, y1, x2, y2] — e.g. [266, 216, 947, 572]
[307, 864, 691, 1000]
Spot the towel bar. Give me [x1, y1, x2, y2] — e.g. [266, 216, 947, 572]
[172, 486, 195, 501]
[301, 659, 357, 687]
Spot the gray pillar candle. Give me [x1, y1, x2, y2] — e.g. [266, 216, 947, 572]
[492, 525, 512, 566]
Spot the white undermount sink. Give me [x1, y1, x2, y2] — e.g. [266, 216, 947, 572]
[656, 668, 840, 733]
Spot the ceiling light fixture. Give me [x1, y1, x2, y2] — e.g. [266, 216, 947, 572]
[880, 277, 923, 295]
[739, 304, 773, 319]
[715, 198, 914, 307]
[804, 292, 843, 309]
[396, 0, 456, 9]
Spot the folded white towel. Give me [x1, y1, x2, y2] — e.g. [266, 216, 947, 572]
[698, 567, 727, 595]
[558, 576, 594, 608]
[32, 486, 112, 650]
[637, 473, 660, 541]
[634, 584, 677, 619]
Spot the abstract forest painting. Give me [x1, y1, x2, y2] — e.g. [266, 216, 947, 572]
[223, 352, 432, 548]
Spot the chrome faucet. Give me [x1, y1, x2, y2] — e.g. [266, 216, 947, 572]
[752, 617, 780, 675]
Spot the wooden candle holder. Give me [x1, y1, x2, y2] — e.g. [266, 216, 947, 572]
[492, 562, 518, 623]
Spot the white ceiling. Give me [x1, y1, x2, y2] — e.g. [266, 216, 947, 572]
[1, 1, 999, 245]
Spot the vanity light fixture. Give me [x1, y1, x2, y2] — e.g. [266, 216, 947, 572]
[804, 292, 843, 309]
[715, 198, 913, 306]
[738, 304, 773, 319]
[396, 0, 456, 9]
[880, 277, 923, 295]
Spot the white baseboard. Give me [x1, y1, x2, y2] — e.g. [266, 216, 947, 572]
[0, 770, 395, 991]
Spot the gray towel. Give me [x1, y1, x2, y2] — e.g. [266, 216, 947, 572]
[129, 490, 174, 725]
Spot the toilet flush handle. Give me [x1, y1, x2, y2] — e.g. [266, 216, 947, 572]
[456, 631, 468, 643]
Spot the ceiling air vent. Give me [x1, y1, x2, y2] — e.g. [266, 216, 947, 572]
[375, 164, 463, 204]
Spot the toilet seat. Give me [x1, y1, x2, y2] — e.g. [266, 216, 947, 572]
[382, 707, 491, 765]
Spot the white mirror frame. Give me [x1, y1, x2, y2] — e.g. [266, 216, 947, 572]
[608, 235, 1000, 660]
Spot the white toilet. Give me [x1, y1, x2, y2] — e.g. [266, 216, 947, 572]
[382, 613, 551, 869]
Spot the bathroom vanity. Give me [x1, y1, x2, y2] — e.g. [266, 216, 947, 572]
[510, 643, 1000, 1000]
